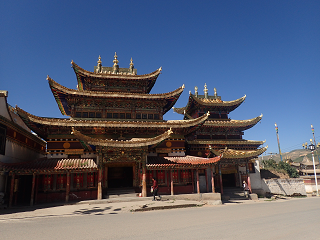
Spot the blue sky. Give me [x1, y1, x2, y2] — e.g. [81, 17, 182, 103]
[1, 1, 319, 155]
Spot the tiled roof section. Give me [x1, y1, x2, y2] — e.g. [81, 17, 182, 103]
[173, 94, 246, 117]
[15, 106, 209, 129]
[48, 76, 184, 99]
[191, 94, 246, 107]
[187, 139, 265, 146]
[210, 146, 268, 159]
[300, 169, 320, 174]
[72, 61, 161, 93]
[72, 61, 162, 80]
[204, 114, 263, 130]
[0, 158, 98, 173]
[71, 128, 173, 147]
[47, 76, 184, 116]
[301, 155, 319, 166]
[147, 155, 221, 169]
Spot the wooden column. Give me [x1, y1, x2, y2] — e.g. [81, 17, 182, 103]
[66, 171, 70, 203]
[211, 166, 215, 193]
[196, 169, 200, 194]
[246, 160, 252, 193]
[191, 170, 194, 193]
[170, 170, 174, 195]
[9, 174, 15, 208]
[105, 166, 108, 188]
[142, 154, 147, 197]
[97, 168, 102, 200]
[219, 164, 223, 195]
[205, 169, 209, 193]
[30, 173, 36, 206]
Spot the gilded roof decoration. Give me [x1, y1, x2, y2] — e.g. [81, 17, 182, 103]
[71, 128, 173, 148]
[210, 146, 268, 159]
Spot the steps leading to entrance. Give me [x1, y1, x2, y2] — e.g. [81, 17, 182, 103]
[222, 187, 248, 200]
[106, 188, 138, 199]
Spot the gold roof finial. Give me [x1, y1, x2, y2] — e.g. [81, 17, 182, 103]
[214, 87, 217, 96]
[204, 83, 208, 99]
[113, 52, 119, 65]
[97, 55, 102, 64]
[130, 57, 134, 67]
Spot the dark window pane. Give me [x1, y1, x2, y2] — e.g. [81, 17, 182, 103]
[136, 113, 141, 119]
[148, 114, 153, 119]
[75, 112, 81, 118]
[96, 112, 102, 118]
[113, 113, 119, 119]
[120, 113, 125, 119]
[82, 112, 88, 118]
[154, 114, 159, 120]
[142, 114, 147, 119]
[126, 113, 131, 119]
[107, 113, 112, 118]
[89, 112, 95, 118]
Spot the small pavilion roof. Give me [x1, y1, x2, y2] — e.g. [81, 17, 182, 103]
[71, 61, 162, 93]
[0, 158, 98, 174]
[210, 146, 268, 159]
[187, 139, 265, 147]
[71, 128, 173, 148]
[147, 155, 221, 169]
[48, 76, 184, 116]
[301, 155, 319, 166]
[203, 114, 263, 131]
[173, 93, 246, 116]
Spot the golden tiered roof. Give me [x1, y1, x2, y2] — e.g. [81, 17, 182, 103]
[48, 76, 184, 116]
[72, 60, 162, 79]
[71, 128, 173, 148]
[15, 107, 210, 139]
[16, 106, 209, 129]
[210, 146, 268, 159]
[187, 139, 266, 146]
[173, 93, 246, 115]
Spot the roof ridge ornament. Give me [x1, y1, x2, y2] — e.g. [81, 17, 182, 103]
[204, 83, 208, 99]
[195, 86, 198, 97]
[214, 87, 217, 97]
[97, 55, 102, 73]
[113, 52, 119, 74]
[129, 57, 134, 74]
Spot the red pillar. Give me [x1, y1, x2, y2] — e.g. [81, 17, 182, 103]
[170, 170, 174, 195]
[30, 173, 36, 206]
[219, 164, 223, 195]
[66, 171, 70, 203]
[205, 169, 209, 193]
[97, 168, 102, 200]
[246, 161, 252, 193]
[9, 173, 15, 208]
[142, 163, 147, 197]
[196, 169, 200, 194]
[211, 166, 215, 193]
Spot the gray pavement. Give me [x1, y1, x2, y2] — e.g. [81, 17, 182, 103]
[0, 194, 293, 222]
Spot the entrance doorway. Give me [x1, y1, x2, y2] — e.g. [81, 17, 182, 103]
[108, 167, 133, 188]
[222, 173, 236, 187]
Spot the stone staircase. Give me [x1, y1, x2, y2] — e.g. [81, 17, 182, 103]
[105, 188, 138, 199]
[222, 187, 248, 201]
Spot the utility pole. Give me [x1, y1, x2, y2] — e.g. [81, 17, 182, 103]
[275, 123, 283, 161]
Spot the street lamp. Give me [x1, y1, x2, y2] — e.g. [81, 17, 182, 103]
[303, 139, 319, 196]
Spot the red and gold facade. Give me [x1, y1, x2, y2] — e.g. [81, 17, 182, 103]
[2, 54, 266, 206]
